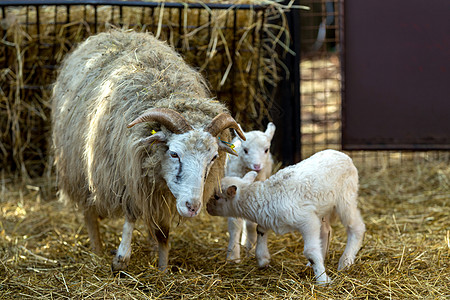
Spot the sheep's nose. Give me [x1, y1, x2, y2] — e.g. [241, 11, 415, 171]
[186, 201, 200, 215]
[252, 164, 261, 171]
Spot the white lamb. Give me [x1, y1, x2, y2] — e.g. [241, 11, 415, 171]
[225, 122, 276, 262]
[207, 149, 366, 285]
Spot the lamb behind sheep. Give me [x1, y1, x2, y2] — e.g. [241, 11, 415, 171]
[207, 149, 366, 284]
[51, 30, 244, 272]
[225, 122, 275, 262]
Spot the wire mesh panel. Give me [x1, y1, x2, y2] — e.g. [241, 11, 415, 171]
[299, 0, 449, 166]
[0, 1, 291, 177]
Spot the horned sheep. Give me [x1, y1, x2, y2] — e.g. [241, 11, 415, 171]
[51, 29, 245, 272]
[207, 149, 366, 284]
[225, 122, 276, 262]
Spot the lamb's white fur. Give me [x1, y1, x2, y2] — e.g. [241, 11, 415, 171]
[225, 122, 275, 262]
[207, 149, 366, 285]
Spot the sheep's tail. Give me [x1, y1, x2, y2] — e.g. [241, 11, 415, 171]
[335, 164, 360, 227]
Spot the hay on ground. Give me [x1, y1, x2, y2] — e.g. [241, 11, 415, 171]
[1, 159, 449, 299]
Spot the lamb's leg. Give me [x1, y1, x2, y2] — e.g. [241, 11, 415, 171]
[227, 217, 243, 263]
[155, 223, 170, 272]
[242, 220, 257, 254]
[300, 218, 331, 285]
[320, 215, 332, 261]
[84, 206, 102, 254]
[337, 205, 365, 271]
[112, 218, 135, 272]
[255, 225, 270, 268]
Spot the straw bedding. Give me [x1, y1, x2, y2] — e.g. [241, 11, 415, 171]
[1, 158, 449, 299]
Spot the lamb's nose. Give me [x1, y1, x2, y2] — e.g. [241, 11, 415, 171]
[253, 164, 261, 171]
[186, 201, 200, 214]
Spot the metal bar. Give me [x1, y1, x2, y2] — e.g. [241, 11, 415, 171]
[230, 8, 237, 105]
[0, 1, 266, 10]
[94, 4, 97, 33]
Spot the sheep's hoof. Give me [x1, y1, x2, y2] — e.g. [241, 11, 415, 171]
[111, 255, 129, 273]
[337, 256, 354, 271]
[316, 274, 332, 286]
[257, 259, 270, 269]
[226, 250, 241, 264]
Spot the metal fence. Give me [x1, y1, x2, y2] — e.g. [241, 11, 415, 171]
[1, 0, 301, 176]
[1, 0, 448, 177]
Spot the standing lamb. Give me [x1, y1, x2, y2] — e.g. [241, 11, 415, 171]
[51, 29, 245, 272]
[207, 149, 366, 284]
[225, 122, 276, 262]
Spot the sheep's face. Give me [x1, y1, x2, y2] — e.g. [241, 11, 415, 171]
[160, 131, 220, 218]
[237, 122, 275, 172]
[207, 171, 257, 217]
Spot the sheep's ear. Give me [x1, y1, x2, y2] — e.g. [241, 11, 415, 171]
[139, 131, 167, 145]
[243, 171, 258, 183]
[265, 122, 276, 141]
[218, 138, 238, 156]
[226, 185, 237, 197]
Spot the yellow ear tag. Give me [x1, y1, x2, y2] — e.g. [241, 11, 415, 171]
[151, 129, 157, 135]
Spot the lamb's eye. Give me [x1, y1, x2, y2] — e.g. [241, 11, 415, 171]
[211, 154, 218, 162]
[169, 151, 179, 158]
[264, 148, 269, 153]
[243, 148, 248, 154]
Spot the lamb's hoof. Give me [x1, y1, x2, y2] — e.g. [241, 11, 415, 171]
[227, 252, 241, 264]
[111, 255, 129, 273]
[316, 273, 332, 286]
[257, 258, 270, 269]
[158, 265, 169, 273]
[226, 256, 241, 264]
[337, 256, 355, 271]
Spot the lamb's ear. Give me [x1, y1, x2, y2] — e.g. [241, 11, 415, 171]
[218, 138, 238, 156]
[243, 171, 258, 183]
[265, 122, 276, 141]
[139, 131, 167, 145]
[226, 185, 237, 197]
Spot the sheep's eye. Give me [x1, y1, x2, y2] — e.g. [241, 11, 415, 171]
[243, 148, 248, 154]
[214, 194, 219, 200]
[211, 154, 218, 162]
[169, 151, 179, 158]
[264, 148, 269, 153]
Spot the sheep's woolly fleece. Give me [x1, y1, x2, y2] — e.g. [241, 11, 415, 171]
[51, 29, 231, 230]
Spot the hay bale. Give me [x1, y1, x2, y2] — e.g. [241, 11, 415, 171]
[0, 1, 292, 178]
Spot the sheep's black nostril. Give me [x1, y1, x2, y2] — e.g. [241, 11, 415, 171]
[186, 201, 199, 212]
[214, 194, 219, 200]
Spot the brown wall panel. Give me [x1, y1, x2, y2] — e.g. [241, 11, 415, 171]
[342, 0, 450, 150]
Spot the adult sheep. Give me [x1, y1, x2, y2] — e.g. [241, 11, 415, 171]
[51, 29, 245, 272]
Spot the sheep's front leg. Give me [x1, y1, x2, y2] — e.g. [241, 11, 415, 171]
[155, 224, 170, 272]
[112, 218, 135, 272]
[300, 218, 331, 285]
[227, 217, 243, 263]
[84, 206, 103, 254]
[255, 225, 270, 268]
[242, 220, 257, 254]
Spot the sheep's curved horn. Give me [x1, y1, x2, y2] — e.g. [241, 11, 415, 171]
[127, 108, 193, 134]
[204, 113, 246, 140]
